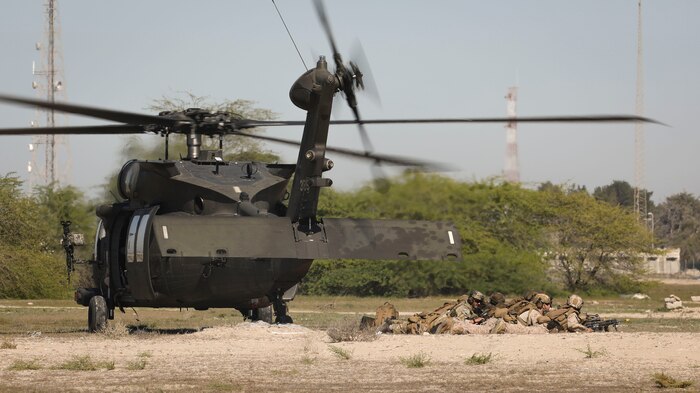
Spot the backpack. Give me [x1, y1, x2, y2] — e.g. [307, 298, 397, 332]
[545, 307, 577, 331]
[507, 300, 535, 316]
[374, 302, 399, 327]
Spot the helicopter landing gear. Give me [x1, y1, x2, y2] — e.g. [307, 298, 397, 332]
[250, 305, 273, 324]
[88, 295, 108, 332]
[273, 299, 293, 324]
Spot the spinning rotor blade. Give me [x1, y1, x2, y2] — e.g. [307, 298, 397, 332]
[312, 0, 375, 156]
[234, 114, 660, 129]
[329, 115, 662, 125]
[313, 0, 340, 65]
[233, 131, 450, 170]
[350, 40, 381, 106]
[0, 94, 178, 127]
[0, 124, 146, 135]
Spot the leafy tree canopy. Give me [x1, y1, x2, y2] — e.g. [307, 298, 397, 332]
[654, 192, 700, 264]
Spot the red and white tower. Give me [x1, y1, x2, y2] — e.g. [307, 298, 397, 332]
[503, 86, 519, 183]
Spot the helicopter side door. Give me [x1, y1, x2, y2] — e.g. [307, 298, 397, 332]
[124, 206, 159, 301]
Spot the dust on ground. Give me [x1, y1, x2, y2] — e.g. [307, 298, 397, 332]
[1, 322, 698, 392]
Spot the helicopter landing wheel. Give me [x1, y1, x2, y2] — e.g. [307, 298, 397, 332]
[275, 314, 293, 324]
[272, 299, 293, 324]
[88, 295, 108, 333]
[252, 305, 273, 324]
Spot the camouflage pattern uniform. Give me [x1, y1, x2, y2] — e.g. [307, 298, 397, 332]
[545, 294, 592, 333]
[517, 293, 552, 326]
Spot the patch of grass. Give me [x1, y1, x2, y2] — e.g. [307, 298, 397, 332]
[576, 343, 606, 359]
[465, 352, 493, 365]
[301, 355, 315, 365]
[653, 372, 694, 389]
[55, 355, 114, 371]
[103, 321, 129, 338]
[328, 345, 352, 360]
[7, 359, 42, 371]
[208, 381, 240, 392]
[1, 340, 17, 349]
[326, 317, 377, 343]
[126, 358, 147, 370]
[138, 351, 152, 358]
[399, 352, 431, 368]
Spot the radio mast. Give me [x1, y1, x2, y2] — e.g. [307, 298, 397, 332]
[504, 86, 520, 183]
[29, 0, 69, 188]
[633, 0, 647, 221]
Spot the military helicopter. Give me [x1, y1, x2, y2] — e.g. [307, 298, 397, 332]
[0, 1, 654, 332]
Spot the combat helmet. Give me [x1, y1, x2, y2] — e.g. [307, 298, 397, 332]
[468, 290, 485, 303]
[489, 292, 506, 306]
[532, 293, 551, 308]
[567, 294, 584, 310]
[523, 290, 538, 302]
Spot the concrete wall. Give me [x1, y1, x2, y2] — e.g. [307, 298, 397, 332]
[646, 248, 681, 275]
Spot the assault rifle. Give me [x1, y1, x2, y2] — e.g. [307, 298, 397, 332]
[583, 314, 619, 332]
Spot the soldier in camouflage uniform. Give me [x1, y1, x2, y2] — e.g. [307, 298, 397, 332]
[545, 294, 593, 333]
[517, 293, 552, 326]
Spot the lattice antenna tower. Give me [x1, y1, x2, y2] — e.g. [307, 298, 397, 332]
[29, 0, 70, 188]
[504, 86, 520, 183]
[633, 0, 647, 221]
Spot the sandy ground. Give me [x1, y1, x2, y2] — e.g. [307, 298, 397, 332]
[1, 322, 698, 392]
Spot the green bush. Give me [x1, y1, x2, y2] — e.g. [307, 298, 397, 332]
[0, 174, 92, 299]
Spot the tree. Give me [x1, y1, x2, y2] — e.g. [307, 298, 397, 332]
[0, 175, 71, 298]
[545, 190, 651, 292]
[33, 183, 96, 250]
[593, 180, 654, 211]
[654, 192, 700, 265]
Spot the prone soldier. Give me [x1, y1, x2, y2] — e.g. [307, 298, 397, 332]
[546, 294, 593, 333]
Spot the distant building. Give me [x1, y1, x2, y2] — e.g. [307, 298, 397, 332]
[645, 248, 681, 275]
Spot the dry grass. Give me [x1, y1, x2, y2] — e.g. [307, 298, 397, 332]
[326, 317, 377, 343]
[7, 359, 42, 371]
[0, 340, 17, 349]
[55, 355, 114, 371]
[126, 358, 147, 370]
[328, 345, 352, 360]
[653, 372, 694, 389]
[399, 352, 431, 368]
[465, 352, 493, 365]
[102, 320, 130, 337]
[301, 355, 315, 365]
[576, 344, 606, 359]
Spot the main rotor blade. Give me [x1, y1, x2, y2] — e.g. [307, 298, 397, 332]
[0, 124, 146, 135]
[235, 115, 661, 129]
[233, 131, 450, 170]
[327, 115, 662, 126]
[0, 94, 178, 127]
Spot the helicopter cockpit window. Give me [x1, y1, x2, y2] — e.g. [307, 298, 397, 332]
[118, 160, 140, 199]
[126, 215, 142, 263]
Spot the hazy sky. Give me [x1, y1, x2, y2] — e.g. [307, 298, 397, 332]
[0, 1, 697, 202]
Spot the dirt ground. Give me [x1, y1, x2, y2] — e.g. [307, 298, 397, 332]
[1, 322, 698, 393]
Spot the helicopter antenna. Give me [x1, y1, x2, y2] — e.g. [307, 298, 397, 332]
[271, 0, 308, 71]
